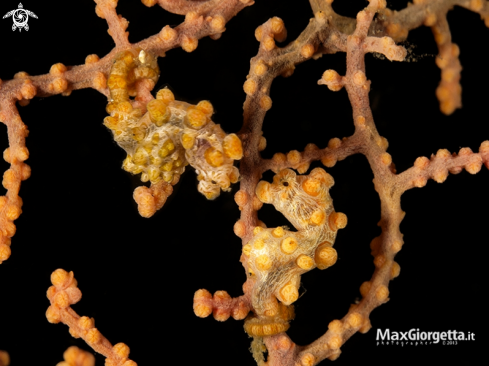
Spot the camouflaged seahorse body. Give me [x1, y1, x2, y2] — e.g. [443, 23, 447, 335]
[243, 168, 347, 336]
[104, 48, 243, 201]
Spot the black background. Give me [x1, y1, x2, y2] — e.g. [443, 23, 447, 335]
[0, 0, 486, 365]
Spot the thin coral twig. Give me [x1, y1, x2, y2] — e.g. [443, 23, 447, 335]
[46, 269, 136, 366]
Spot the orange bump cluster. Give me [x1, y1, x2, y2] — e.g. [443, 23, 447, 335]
[104, 49, 243, 206]
[193, 289, 250, 322]
[243, 168, 346, 335]
[46, 269, 82, 324]
[58, 346, 95, 366]
[46, 270, 137, 366]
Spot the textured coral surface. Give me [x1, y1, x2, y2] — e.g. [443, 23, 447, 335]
[0, 0, 486, 365]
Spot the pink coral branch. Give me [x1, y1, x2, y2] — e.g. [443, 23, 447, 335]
[193, 288, 251, 321]
[156, 0, 224, 15]
[94, 0, 131, 49]
[431, 15, 463, 115]
[0, 99, 29, 264]
[46, 269, 136, 366]
[397, 142, 488, 192]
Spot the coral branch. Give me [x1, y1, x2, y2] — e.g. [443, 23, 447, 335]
[0, 100, 29, 264]
[139, 0, 252, 52]
[397, 141, 488, 191]
[46, 269, 136, 366]
[94, 0, 131, 49]
[193, 288, 251, 321]
[156, 0, 223, 15]
[431, 15, 462, 114]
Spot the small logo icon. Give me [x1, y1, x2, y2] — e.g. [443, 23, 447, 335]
[3, 3, 38, 31]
